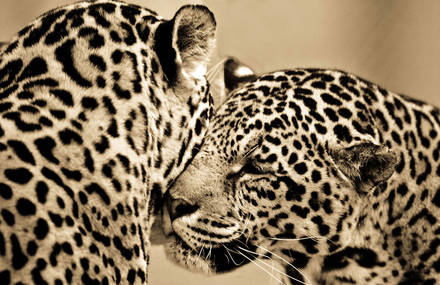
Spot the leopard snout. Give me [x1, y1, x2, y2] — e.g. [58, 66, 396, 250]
[164, 192, 200, 222]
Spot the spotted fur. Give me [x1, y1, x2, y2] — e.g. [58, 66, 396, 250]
[163, 68, 440, 284]
[0, 1, 216, 284]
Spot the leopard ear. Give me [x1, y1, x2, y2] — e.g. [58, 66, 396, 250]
[329, 143, 397, 193]
[154, 5, 216, 87]
[209, 56, 257, 107]
[172, 5, 216, 80]
[223, 57, 256, 95]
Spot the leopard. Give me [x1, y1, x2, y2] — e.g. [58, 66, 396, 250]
[0, 0, 216, 284]
[161, 67, 440, 284]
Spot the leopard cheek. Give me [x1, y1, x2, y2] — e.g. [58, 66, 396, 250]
[164, 235, 214, 274]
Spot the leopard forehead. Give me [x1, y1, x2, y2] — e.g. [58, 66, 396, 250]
[165, 68, 440, 284]
[0, 1, 216, 284]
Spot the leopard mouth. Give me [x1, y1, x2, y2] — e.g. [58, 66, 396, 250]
[162, 207, 257, 273]
[166, 231, 257, 273]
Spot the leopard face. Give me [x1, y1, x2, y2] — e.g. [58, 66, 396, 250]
[163, 69, 440, 284]
[0, 1, 216, 284]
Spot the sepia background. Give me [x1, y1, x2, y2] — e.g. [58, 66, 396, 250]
[1, 0, 439, 284]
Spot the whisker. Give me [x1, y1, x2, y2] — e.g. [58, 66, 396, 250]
[268, 236, 321, 242]
[204, 212, 237, 223]
[241, 215, 253, 242]
[269, 259, 277, 284]
[255, 257, 308, 285]
[257, 245, 313, 285]
[223, 252, 230, 265]
[231, 228, 253, 244]
[206, 58, 227, 81]
[242, 142, 262, 161]
[228, 215, 251, 241]
[306, 233, 324, 243]
[197, 244, 205, 260]
[228, 248, 287, 285]
[223, 244, 244, 266]
[238, 245, 270, 259]
[206, 243, 213, 260]
[236, 239, 252, 251]
[237, 246, 308, 285]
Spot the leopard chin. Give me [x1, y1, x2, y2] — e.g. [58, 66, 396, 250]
[164, 234, 214, 274]
[164, 233, 257, 274]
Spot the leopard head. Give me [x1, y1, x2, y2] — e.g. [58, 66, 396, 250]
[161, 70, 397, 274]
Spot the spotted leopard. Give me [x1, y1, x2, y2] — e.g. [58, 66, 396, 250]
[0, 1, 216, 284]
[162, 68, 440, 284]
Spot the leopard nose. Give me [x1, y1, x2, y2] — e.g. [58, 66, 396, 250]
[165, 193, 199, 221]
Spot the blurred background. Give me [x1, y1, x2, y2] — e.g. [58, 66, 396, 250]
[1, 0, 439, 284]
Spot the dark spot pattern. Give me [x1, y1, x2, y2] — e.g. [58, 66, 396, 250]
[34, 136, 60, 164]
[16, 198, 36, 216]
[163, 68, 440, 284]
[7, 140, 36, 165]
[0, 1, 213, 284]
[4, 168, 33, 184]
[55, 39, 92, 88]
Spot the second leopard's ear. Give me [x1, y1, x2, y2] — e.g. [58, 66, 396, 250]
[209, 57, 257, 106]
[223, 57, 257, 95]
[329, 142, 397, 193]
[154, 5, 216, 88]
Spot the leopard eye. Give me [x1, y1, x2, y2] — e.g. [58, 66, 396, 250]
[241, 159, 264, 175]
[227, 135, 264, 179]
[227, 159, 265, 179]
